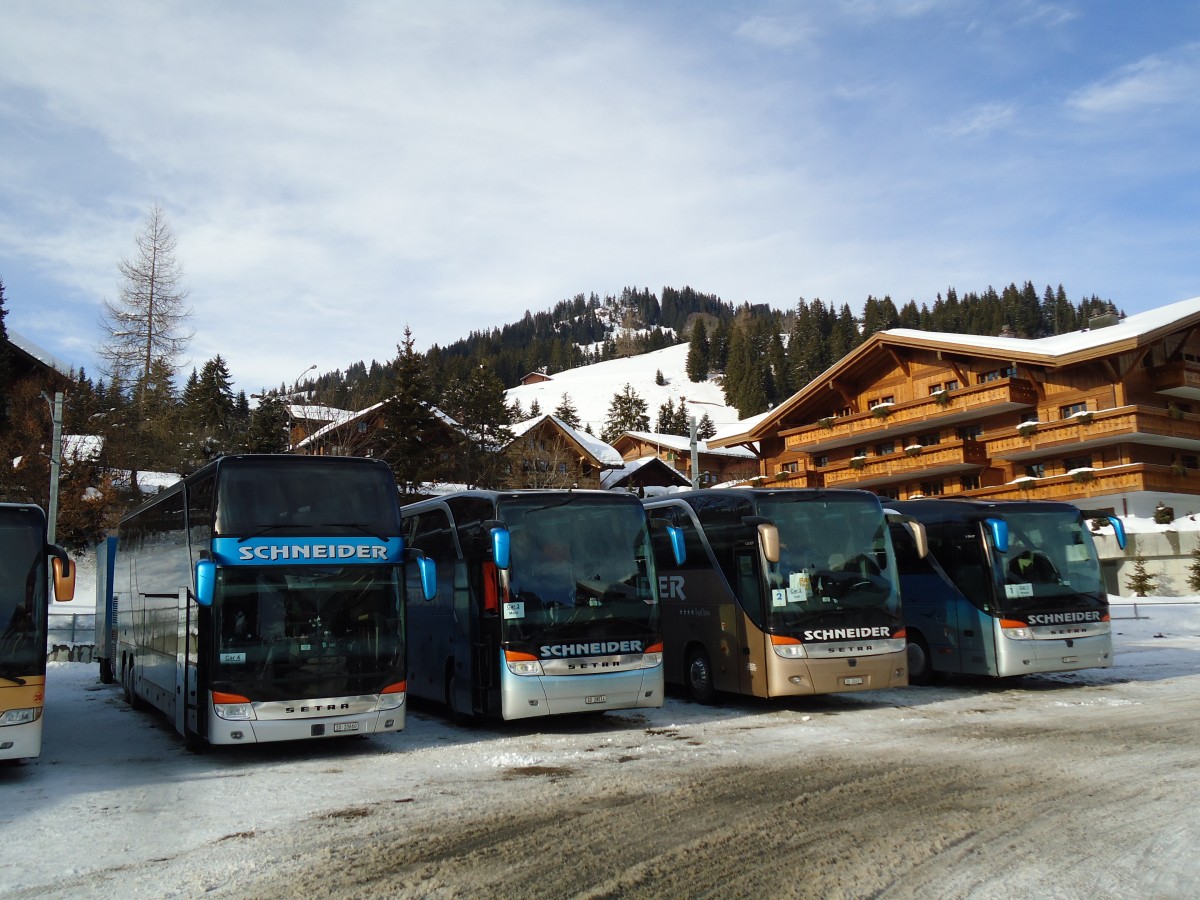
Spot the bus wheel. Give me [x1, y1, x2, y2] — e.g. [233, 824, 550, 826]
[686, 646, 716, 704]
[906, 634, 936, 686]
[445, 667, 468, 725]
[122, 661, 144, 709]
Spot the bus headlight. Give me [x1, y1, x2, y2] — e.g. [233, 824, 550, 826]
[506, 658, 545, 676]
[770, 636, 808, 659]
[212, 691, 256, 720]
[641, 651, 663, 668]
[377, 682, 406, 711]
[1000, 619, 1034, 641]
[0, 707, 40, 726]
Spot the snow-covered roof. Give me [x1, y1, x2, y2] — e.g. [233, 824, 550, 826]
[510, 414, 623, 467]
[619, 430, 757, 459]
[296, 399, 461, 448]
[7, 328, 73, 376]
[286, 403, 354, 422]
[600, 454, 689, 490]
[710, 408, 774, 447]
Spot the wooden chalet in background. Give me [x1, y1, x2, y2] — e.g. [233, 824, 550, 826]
[611, 431, 759, 488]
[710, 296, 1200, 518]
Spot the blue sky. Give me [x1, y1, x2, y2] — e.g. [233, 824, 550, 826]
[2, 1, 1198, 395]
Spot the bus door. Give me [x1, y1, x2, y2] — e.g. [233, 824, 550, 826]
[732, 547, 768, 696]
[450, 559, 477, 715]
[933, 524, 997, 675]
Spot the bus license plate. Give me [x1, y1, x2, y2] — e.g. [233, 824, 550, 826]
[1062, 656, 1078, 664]
[333, 722, 360, 733]
[843, 676, 864, 686]
[585, 695, 607, 705]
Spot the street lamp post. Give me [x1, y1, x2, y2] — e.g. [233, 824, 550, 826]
[286, 364, 318, 450]
[41, 391, 64, 545]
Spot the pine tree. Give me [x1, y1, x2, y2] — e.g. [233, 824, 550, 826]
[444, 361, 513, 489]
[686, 319, 710, 382]
[1124, 555, 1158, 598]
[696, 412, 717, 440]
[245, 396, 289, 453]
[553, 393, 581, 429]
[380, 326, 441, 494]
[529, 398, 541, 417]
[602, 384, 650, 443]
[1187, 544, 1200, 594]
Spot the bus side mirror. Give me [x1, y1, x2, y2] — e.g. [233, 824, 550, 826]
[906, 521, 929, 559]
[1107, 516, 1127, 550]
[194, 560, 216, 607]
[758, 523, 780, 564]
[667, 525, 686, 566]
[50, 551, 76, 602]
[985, 518, 1009, 554]
[418, 555, 438, 601]
[491, 527, 511, 570]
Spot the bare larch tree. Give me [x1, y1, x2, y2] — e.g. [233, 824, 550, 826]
[99, 204, 193, 407]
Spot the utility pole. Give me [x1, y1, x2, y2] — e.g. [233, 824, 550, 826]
[689, 416, 700, 490]
[42, 391, 64, 544]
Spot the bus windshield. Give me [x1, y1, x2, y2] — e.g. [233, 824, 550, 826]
[998, 509, 1106, 614]
[0, 508, 47, 674]
[500, 495, 657, 645]
[211, 564, 404, 701]
[755, 494, 901, 631]
[214, 458, 401, 538]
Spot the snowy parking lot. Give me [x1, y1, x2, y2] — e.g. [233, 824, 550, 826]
[4, 600, 1200, 899]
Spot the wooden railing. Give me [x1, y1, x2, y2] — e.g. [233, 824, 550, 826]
[782, 378, 1038, 453]
[969, 463, 1194, 502]
[767, 469, 824, 489]
[1150, 360, 1200, 395]
[987, 405, 1200, 458]
[822, 439, 987, 487]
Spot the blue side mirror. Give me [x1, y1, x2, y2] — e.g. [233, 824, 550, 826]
[194, 560, 216, 607]
[1108, 515, 1127, 550]
[418, 555, 437, 601]
[667, 525, 686, 566]
[985, 518, 1009, 554]
[492, 527, 511, 570]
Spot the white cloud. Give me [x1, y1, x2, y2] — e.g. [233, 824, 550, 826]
[1068, 44, 1200, 117]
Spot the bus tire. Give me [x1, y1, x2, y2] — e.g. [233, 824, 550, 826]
[906, 633, 937, 686]
[685, 646, 716, 704]
[445, 665, 468, 724]
[122, 659, 144, 710]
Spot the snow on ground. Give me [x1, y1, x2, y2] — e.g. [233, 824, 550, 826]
[504, 343, 741, 435]
[5, 599, 1200, 898]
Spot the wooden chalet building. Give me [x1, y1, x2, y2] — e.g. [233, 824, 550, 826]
[505, 414, 623, 490]
[611, 431, 759, 488]
[710, 296, 1200, 518]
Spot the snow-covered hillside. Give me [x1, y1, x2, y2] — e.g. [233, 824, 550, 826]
[505, 343, 741, 436]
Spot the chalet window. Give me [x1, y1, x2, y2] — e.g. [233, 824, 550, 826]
[928, 383, 942, 395]
[1184, 455, 1199, 469]
[876, 487, 899, 500]
[917, 431, 941, 446]
[839, 406, 852, 417]
[919, 479, 944, 496]
[357, 422, 368, 434]
[875, 441, 896, 457]
[1024, 463, 1045, 479]
[1064, 454, 1094, 471]
[866, 398, 879, 409]
[1020, 413, 1038, 424]
[960, 474, 980, 491]
[1059, 402, 1088, 419]
[944, 379, 959, 391]
[813, 455, 829, 468]
[781, 461, 799, 473]
[557, 463, 568, 475]
[881, 395, 894, 405]
[956, 424, 983, 440]
[978, 366, 1016, 384]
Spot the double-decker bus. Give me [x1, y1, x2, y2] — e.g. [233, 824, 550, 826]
[1, 503, 75, 761]
[887, 499, 1125, 683]
[110, 454, 433, 746]
[400, 490, 680, 720]
[644, 489, 913, 703]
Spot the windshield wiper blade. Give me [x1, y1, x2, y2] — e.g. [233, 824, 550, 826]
[320, 522, 388, 542]
[0, 673, 28, 685]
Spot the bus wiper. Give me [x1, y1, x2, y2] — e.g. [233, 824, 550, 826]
[236, 524, 298, 543]
[320, 522, 388, 542]
[0, 673, 28, 685]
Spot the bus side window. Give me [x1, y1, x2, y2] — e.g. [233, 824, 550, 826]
[408, 510, 457, 605]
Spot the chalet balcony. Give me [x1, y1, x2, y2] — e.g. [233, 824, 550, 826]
[1150, 360, 1200, 400]
[988, 405, 1200, 462]
[821, 439, 988, 489]
[968, 463, 1194, 503]
[782, 378, 1038, 454]
[767, 469, 824, 489]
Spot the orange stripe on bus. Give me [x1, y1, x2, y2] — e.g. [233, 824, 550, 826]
[381, 681, 407, 694]
[645, 642, 663, 654]
[505, 650, 539, 662]
[212, 691, 251, 705]
[770, 634, 801, 645]
[999, 619, 1026, 629]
